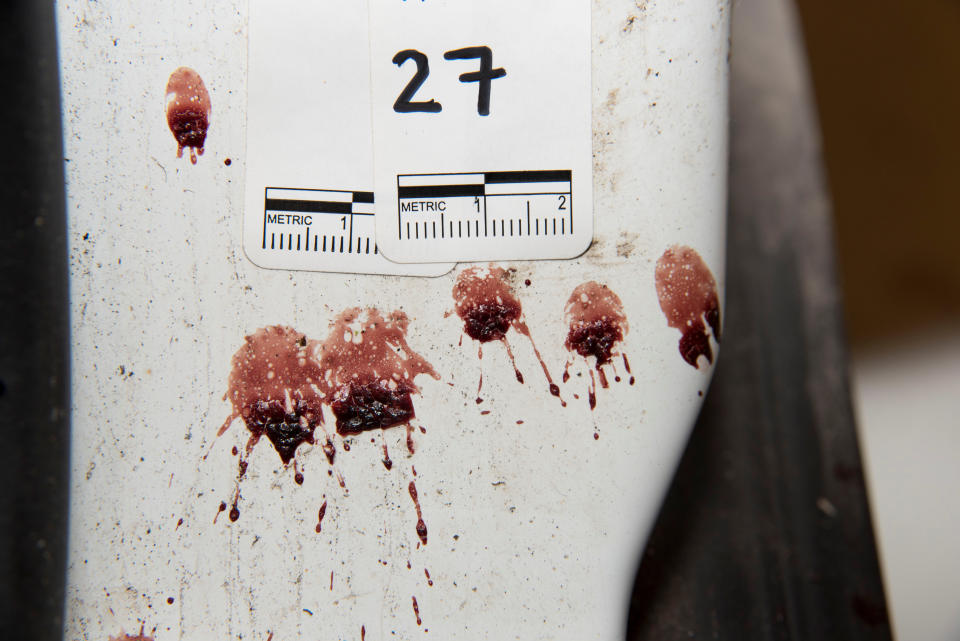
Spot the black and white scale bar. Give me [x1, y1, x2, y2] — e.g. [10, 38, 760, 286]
[397, 170, 572, 199]
[262, 187, 378, 253]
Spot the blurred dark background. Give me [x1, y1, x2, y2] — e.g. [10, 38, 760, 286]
[795, 0, 960, 349]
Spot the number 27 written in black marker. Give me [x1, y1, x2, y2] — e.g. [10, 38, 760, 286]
[392, 46, 506, 116]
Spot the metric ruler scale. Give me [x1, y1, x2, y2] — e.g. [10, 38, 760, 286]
[262, 187, 377, 255]
[395, 170, 573, 242]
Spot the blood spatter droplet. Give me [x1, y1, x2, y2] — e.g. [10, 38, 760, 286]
[655, 245, 721, 368]
[316, 308, 437, 437]
[453, 266, 564, 404]
[165, 67, 211, 164]
[564, 282, 629, 409]
[564, 282, 628, 368]
[220, 326, 324, 464]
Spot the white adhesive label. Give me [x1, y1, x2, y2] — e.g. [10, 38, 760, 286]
[368, 0, 593, 264]
[244, 1, 453, 276]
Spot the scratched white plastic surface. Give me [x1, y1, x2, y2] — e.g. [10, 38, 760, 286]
[57, 1, 729, 640]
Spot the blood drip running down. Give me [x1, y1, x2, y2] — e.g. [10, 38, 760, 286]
[412, 596, 423, 626]
[408, 481, 428, 545]
[217, 326, 325, 519]
[452, 266, 563, 404]
[165, 67, 210, 164]
[654, 245, 722, 367]
[564, 282, 629, 409]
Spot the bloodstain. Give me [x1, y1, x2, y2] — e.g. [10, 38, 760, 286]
[294, 472, 304, 485]
[408, 481, 428, 545]
[424, 568, 433, 586]
[316, 308, 437, 436]
[224, 158, 232, 166]
[361, 625, 366, 641]
[109, 626, 154, 641]
[175, 518, 183, 529]
[382, 441, 393, 470]
[453, 266, 564, 405]
[166, 597, 174, 605]
[228, 503, 240, 522]
[564, 282, 629, 400]
[214, 501, 226, 523]
[412, 596, 422, 626]
[655, 245, 722, 367]
[220, 326, 324, 464]
[330, 570, 334, 590]
[231, 446, 238, 456]
[165, 67, 210, 164]
[315, 500, 328, 533]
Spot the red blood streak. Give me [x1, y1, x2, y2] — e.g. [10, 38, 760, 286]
[425, 568, 434, 586]
[315, 500, 327, 533]
[406, 424, 416, 455]
[361, 625, 366, 641]
[382, 441, 393, 470]
[408, 481, 428, 545]
[654, 245, 722, 368]
[214, 501, 226, 523]
[165, 67, 210, 164]
[412, 596, 422, 626]
[175, 518, 183, 529]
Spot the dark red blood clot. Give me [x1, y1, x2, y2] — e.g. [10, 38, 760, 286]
[243, 399, 315, 464]
[331, 381, 415, 434]
[654, 245, 722, 368]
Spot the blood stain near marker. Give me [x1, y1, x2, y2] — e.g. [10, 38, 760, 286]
[165, 67, 210, 164]
[564, 281, 629, 409]
[654, 245, 722, 368]
[452, 266, 563, 405]
[217, 326, 324, 519]
[315, 308, 438, 438]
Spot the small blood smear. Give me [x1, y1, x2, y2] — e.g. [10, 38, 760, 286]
[654, 245, 722, 368]
[165, 67, 211, 164]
